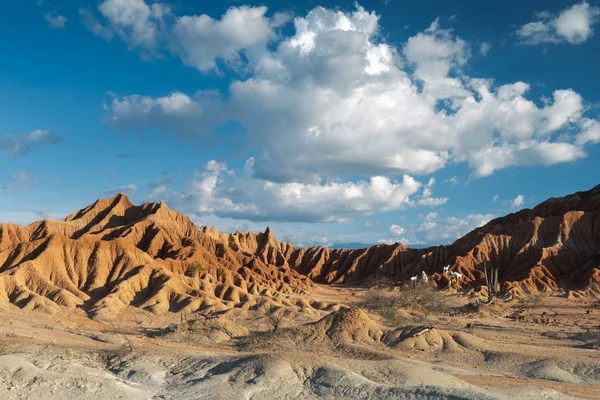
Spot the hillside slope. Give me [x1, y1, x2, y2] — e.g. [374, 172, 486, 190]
[1, 184, 599, 317]
[223, 184, 600, 297]
[0, 194, 316, 319]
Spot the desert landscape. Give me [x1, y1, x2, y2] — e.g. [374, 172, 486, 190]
[3, 0, 600, 399]
[1, 185, 599, 399]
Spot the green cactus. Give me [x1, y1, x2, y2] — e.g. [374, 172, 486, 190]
[484, 261, 499, 303]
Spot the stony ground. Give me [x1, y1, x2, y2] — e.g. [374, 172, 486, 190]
[1, 286, 600, 400]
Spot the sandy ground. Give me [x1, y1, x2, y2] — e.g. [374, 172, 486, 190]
[1, 286, 600, 399]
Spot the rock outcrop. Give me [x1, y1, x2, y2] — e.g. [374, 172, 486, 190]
[222, 184, 600, 297]
[1, 184, 599, 316]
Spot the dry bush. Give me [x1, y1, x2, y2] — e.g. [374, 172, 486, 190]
[360, 283, 449, 327]
[364, 274, 395, 289]
[104, 335, 135, 372]
[261, 305, 286, 332]
[35, 210, 49, 221]
[185, 261, 206, 277]
[515, 292, 548, 311]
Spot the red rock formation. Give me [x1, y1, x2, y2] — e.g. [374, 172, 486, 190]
[223, 184, 600, 297]
[1, 184, 599, 316]
[0, 194, 315, 318]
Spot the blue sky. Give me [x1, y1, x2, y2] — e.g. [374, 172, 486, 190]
[1, 0, 599, 247]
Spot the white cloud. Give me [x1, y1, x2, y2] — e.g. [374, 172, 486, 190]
[44, 12, 67, 29]
[105, 91, 225, 137]
[511, 194, 525, 208]
[84, 1, 284, 69]
[0, 130, 63, 158]
[377, 238, 398, 245]
[382, 212, 496, 246]
[149, 159, 428, 223]
[492, 194, 499, 203]
[417, 177, 448, 206]
[104, 5, 599, 182]
[479, 41, 491, 55]
[389, 224, 405, 236]
[404, 18, 470, 104]
[443, 176, 459, 186]
[96, 0, 169, 51]
[517, 2, 600, 45]
[323, 216, 351, 223]
[79, 8, 114, 41]
[576, 118, 600, 146]
[171, 6, 276, 71]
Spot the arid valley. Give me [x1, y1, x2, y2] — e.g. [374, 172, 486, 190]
[3, 2, 600, 398]
[1, 185, 600, 399]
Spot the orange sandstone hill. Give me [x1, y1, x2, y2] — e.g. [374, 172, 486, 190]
[0, 194, 316, 319]
[245, 184, 600, 297]
[0, 184, 599, 317]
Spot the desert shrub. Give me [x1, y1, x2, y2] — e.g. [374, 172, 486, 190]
[364, 274, 395, 290]
[360, 282, 449, 326]
[260, 305, 286, 332]
[515, 292, 547, 311]
[186, 261, 205, 277]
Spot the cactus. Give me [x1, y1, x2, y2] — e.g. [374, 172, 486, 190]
[484, 261, 499, 303]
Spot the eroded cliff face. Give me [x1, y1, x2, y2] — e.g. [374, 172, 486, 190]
[220, 184, 600, 297]
[0, 194, 318, 319]
[1, 185, 599, 316]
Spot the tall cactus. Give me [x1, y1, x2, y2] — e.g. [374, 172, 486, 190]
[484, 261, 499, 303]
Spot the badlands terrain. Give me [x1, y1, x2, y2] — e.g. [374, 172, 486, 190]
[1, 184, 600, 399]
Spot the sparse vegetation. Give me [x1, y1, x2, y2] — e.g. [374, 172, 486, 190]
[361, 281, 449, 326]
[65, 348, 74, 358]
[105, 335, 135, 371]
[483, 261, 499, 303]
[515, 291, 548, 312]
[35, 210, 49, 221]
[261, 305, 286, 331]
[186, 261, 205, 277]
[364, 274, 395, 289]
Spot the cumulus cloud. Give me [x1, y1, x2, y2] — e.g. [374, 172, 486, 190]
[576, 118, 600, 146]
[105, 91, 226, 137]
[417, 177, 448, 206]
[83, 0, 284, 69]
[517, 2, 600, 45]
[0, 130, 63, 158]
[148, 159, 427, 222]
[511, 194, 525, 208]
[44, 12, 67, 29]
[171, 6, 277, 71]
[104, 5, 599, 181]
[96, 0, 169, 52]
[389, 224, 405, 236]
[382, 211, 496, 246]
